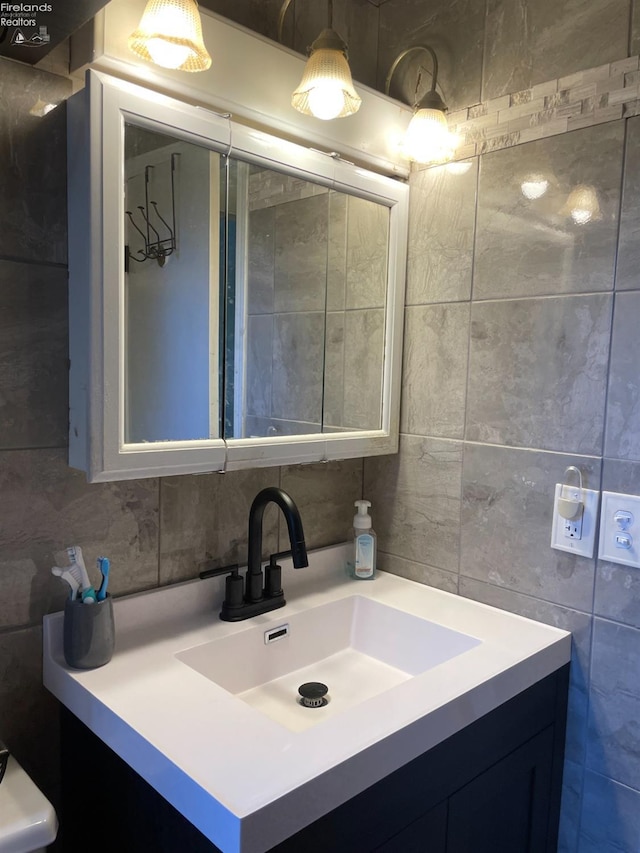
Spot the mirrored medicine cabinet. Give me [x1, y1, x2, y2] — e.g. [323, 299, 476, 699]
[68, 70, 408, 482]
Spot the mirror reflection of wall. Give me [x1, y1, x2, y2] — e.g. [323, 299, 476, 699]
[124, 123, 221, 443]
[122, 124, 391, 447]
[239, 166, 389, 439]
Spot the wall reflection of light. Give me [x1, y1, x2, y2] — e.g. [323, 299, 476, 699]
[563, 184, 601, 225]
[445, 160, 474, 175]
[520, 174, 549, 199]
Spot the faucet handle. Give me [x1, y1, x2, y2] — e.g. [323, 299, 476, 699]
[265, 551, 290, 598]
[199, 564, 245, 616]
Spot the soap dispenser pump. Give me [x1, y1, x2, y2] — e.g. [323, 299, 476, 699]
[348, 500, 377, 580]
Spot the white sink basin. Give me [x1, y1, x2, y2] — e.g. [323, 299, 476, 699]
[43, 543, 571, 853]
[177, 595, 481, 731]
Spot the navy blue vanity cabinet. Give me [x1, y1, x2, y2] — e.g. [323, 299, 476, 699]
[60, 665, 568, 853]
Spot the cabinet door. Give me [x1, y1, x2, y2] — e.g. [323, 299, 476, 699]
[374, 800, 447, 852]
[447, 728, 554, 853]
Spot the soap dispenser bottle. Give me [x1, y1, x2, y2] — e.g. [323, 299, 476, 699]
[348, 500, 377, 580]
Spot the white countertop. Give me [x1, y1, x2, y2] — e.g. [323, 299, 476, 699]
[43, 544, 571, 853]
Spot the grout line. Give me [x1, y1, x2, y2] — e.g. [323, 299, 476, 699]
[398, 433, 604, 460]
[156, 477, 163, 589]
[0, 254, 67, 269]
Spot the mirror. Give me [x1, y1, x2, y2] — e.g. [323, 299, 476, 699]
[68, 71, 408, 481]
[123, 126, 389, 444]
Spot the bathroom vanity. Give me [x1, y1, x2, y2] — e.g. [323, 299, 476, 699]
[43, 545, 570, 853]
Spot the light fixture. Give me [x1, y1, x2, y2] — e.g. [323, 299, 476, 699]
[385, 45, 457, 165]
[128, 0, 211, 72]
[279, 0, 361, 120]
[520, 174, 549, 200]
[561, 184, 601, 225]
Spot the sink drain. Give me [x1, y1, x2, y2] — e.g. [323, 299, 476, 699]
[298, 681, 329, 708]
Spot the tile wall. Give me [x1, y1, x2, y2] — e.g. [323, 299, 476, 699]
[364, 1, 640, 849]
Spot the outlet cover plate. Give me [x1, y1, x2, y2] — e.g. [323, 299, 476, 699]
[550, 483, 599, 558]
[598, 491, 640, 568]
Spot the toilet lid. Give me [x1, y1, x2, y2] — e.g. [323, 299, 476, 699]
[0, 757, 58, 853]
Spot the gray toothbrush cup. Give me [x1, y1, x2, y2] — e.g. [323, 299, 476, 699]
[63, 595, 115, 669]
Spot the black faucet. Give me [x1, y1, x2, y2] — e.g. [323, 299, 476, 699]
[201, 487, 308, 621]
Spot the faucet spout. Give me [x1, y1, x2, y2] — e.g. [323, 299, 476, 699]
[246, 487, 308, 603]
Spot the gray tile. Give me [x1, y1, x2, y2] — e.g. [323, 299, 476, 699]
[604, 292, 640, 461]
[407, 159, 477, 305]
[378, 551, 458, 593]
[615, 117, 640, 291]
[280, 458, 363, 551]
[461, 445, 601, 611]
[272, 313, 325, 423]
[323, 312, 345, 428]
[0, 260, 68, 449]
[466, 294, 612, 454]
[378, 0, 484, 112]
[601, 456, 640, 494]
[245, 314, 273, 419]
[483, 0, 629, 101]
[0, 60, 70, 264]
[595, 459, 640, 628]
[0, 449, 159, 630]
[587, 618, 640, 791]
[274, 195, 328, 313]
[247, 207, 274, 315]
[458, 576, 591, 764]
[200, 0, 284, 42]
[557, 759, 583, 853]
[579, 770, 640, 852]
[342, 309, 384, 430]
[159, 467, 279, 584]
[345, 196, 388, 310]
[401, 303, 469, 439]
[595, 560, 640, 629]
[0, 625, 60, 804]
[474, 122, 624, 300]
[364, 435, 462, 573]
[327, 193, 347, 312]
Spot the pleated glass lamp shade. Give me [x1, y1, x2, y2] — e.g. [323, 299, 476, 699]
[402, 108, 456, 164]
[292, 32, 362, 120]
[128, 0, 212, 72]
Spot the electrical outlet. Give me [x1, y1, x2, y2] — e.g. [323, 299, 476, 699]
[563, 516, 582, 539]
[598, 491, 640, 569]
[550, 483, 599, 557]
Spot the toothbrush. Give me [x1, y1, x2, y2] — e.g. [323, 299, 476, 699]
[51, 566, 80, 600]
[66, 546, 97, 603]
[96, 557, 110, 601]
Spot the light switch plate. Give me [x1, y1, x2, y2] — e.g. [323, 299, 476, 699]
[550, 483, 599, 558]
[598, 491, 640, 569]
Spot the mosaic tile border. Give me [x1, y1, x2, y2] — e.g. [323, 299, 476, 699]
[439, 55, 640, 163]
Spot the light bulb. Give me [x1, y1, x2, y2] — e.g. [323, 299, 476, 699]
[146, 38, 191, 69]
[403, 109, 456, 164]
[307, 81, 346, 121]
[128, 0, 212, 72]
